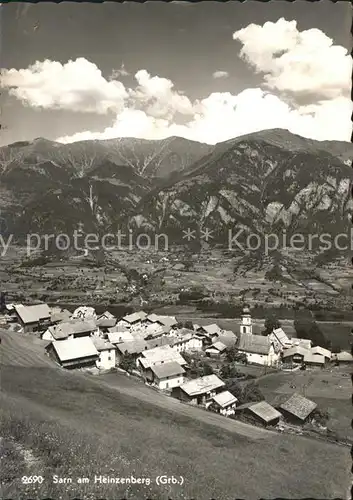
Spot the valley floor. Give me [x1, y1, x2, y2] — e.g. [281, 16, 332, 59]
[0, 331, 351, 499]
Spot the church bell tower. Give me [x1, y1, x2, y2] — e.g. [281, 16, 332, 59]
[240, 306, 252, 335]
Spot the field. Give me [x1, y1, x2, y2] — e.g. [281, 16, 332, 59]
[0, 331, 351, 499]
[258, 369, 352, 441]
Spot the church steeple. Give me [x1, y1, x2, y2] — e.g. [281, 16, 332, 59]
[240, 305, 252, 335]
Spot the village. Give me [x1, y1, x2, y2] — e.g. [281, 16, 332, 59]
[1, 299, 351, 441]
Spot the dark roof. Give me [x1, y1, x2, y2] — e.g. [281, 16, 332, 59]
[151, 361, 185, 379]
[237, 333, 270, 355]
[279, 393, 317, 421]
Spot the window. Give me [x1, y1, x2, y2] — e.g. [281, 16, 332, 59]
[243, 327, 246, 333]
[108, 356, 111, 361]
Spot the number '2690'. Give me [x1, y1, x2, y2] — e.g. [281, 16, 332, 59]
[21, 476, 44, 484]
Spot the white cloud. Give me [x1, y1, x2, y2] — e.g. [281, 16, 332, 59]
[110, 63, 130, 79]
[233, 18, 351, 100]
[1, 58, 128, 113]
[2, 19, 352, 145]
[212, 71, 229, 79]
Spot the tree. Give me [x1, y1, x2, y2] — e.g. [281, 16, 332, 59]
[220, 363, 242, 379]
[262, 315, 281, 336]
[241, 381, 264, 404]
[294, 318, 329, 348]
[119, 353, 136, 372]
[225, 346, 247, 364]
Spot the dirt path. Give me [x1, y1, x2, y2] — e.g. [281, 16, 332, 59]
[89, 372, 273, 440]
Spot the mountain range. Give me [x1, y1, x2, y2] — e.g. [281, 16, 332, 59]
[0, 129, 352, 258]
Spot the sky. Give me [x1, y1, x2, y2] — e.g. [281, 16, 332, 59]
[0, 1, 352, 146]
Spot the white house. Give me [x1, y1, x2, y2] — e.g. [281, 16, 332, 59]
[171, 330, 203, 353]
[138, 344, 187, 370]
[92, 337, 116, 370]
[311, 346, 331, 361]
[211, 391, 238, 416]
[237, 333, 279, 366]
[148, 361, 185, 390]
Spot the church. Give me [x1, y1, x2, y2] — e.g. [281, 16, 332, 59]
[236, 307, 280, 367]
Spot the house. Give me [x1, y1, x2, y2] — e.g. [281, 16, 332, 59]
[96, 317, 117, 332]
[98, 310, 116, 321]
[281, 345, 309, 365]
[71, 306, 97, 321]
[197, 324, 222, 337]
[311, 346, 331, 361]
[50, 308, 72, 324]
[216, 330, 237, 348]
[146, 361, 185, 390]
[210, 391, 238, 416]
[332, 351, 353, 364]
[279, 393, 317, 424]
[303, 352, 325, 369]
[172, 374, 225, 406]
[235, 401, 282, 426]
[205, 341, 227, 356]
[143, 322, 165, 339]
[171, 329, 203, 353]
[42, 319, 98, 342]
[146, 336, 174, 349]
[237, 333, 279, 366]
[14, 304, 51, 332]
[291, 338, 312, 350]
[138, 344, 187, 370]
[107, 330, 134, 344]
[46, 337, 99, 369]
[92, 337, 116, 370]
[269, 328, 292, 351]
[115, 340, 149, 365]
[123, 311, 148, 326]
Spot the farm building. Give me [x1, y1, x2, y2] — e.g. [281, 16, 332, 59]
[216, 330, 237, 348]
[122, 311, 148, 326]
[279, 393, 317, 424]
[311, 346, 331, 361]
[291, 338, 312, 350]
[303, 352, 325, 369]
[146, 361, 185, 390]
[172, 374, 225, 406]
[281, 345, 309, 365]
[42, 319, 98, 342]
[46, 337, 99, 369]
[205, 341, 227, 356]
[235, 401, 282, 427]
[332, 351, 353, 364]
[96, 317, 117, 331]
[98, 310, 116, 321]
[14, 303, 51, 333]
[210, 391, 238, 416]
[269, 327, 292, 351]
[92, 337, 116, 370]
[237, 333, 279, 366]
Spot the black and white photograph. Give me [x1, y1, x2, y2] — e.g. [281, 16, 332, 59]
[0, 1, 352, 499]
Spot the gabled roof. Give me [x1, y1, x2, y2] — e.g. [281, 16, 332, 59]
[107, 330, 134, 344]
[179, 374, 225, 396]
[238, 333, 271, 355]
[247, 401, 282, 423]
[146, 313, 160, 323]
[311, 346, 331, 358]
[92, 337, 115, 351]
[50, 308, 72, 324]
[14, 304, 51, 324]
[212, 390, 238, 408]
[156, 316, 178, 327]
[206, 342, 227, 353]
[303, 352, 325, 365]
[49, 319, 96, 340]
[282, 345, 309, 359]
[335, 351, 353, 362]
[199, 324, 222, 335]
[271, 327, 291, 346]
[141, 344, 187, 366]
[52, 337, 99, 362]
[98, 311, 116, 320]
[291, 338, 312, 349]
[146, 336, 174, 349]
[123, 311, 147, 324]
[116, 340, 149, 355]
[96, 318, 117, 328]
[151, 361, 185, 379]
[279, 393, 317, 421]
